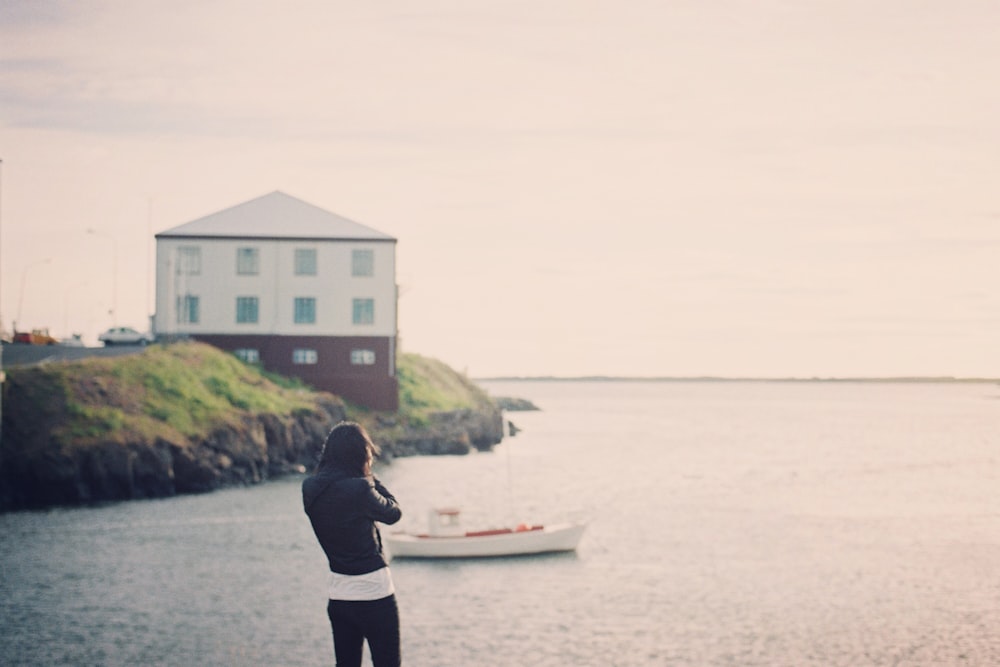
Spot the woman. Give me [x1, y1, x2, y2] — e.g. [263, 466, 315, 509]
[303, 421, 403, 666]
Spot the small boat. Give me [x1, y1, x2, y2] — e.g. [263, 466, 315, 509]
[385, 508, 586, 559]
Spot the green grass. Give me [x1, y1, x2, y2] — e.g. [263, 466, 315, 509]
[8, 342, 320, 449]
[5, 343, 492, 452]
[329, 352, 495, 434]
[394, 352, 493, 424]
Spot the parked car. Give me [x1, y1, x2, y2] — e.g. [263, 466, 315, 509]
[98, 327, 154, 346]
[12, 328, 59, 345]
[60, 333, 86, 347]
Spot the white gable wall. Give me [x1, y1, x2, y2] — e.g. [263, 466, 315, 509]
[154, 237, 397, 337]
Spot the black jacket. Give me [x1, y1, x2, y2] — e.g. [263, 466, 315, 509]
[302, 467, 402, 575]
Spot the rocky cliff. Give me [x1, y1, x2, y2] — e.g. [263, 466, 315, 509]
[0, 343, 504, 511]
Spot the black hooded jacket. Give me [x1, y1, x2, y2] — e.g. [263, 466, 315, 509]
[302, 467, 402, 575]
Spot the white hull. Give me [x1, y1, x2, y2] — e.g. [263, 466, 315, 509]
[386, 522, 586, 559]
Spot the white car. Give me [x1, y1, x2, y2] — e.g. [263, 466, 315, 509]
[98, 326, 154, 346]
[60, 333, 86, 347]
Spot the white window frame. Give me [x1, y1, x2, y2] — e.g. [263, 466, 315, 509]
[236, 296, 259, 324]
[352, 249, 374, 277]
[233, 348, 260, 364]
[177, 246, 201, 275]
[177, 294, 199, 324]
[351, 297, 375, 325]
[294, 297, 316, 324]
[352, 298, 374, 325]
[350, 349, 376, 365]
[294, 248, 317, 276]
[293, 349, 318, 365]
[236, 247, 259, 275]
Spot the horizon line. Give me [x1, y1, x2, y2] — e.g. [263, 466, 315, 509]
[472, 375, 1000, 383]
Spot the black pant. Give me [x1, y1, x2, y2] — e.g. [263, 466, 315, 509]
[327, 595, 401, 667]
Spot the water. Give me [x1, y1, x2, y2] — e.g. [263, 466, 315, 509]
[2, 381, 999, 666]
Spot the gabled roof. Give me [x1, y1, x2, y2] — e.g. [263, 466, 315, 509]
[155, 191, 395, 242]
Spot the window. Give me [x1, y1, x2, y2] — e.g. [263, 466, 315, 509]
[294, 297, 316, 324]
[177, 294, 199, 324]
[177, 246, 201, 275]
[294, 248, 317, 275]
[352, 249, 374, 277]
[352, 298, 374, 325]
[236, 296, 259, 323]
[351, 349, 376, 365]
[236, 247, 259, 275]
[234, 348, 260, 364]
[293, 349, 318, 365]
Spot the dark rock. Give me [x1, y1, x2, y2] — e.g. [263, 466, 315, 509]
[79, 443, 135, 502]
[131, 440, 177, 498]
[0, 401, 346, 511]
[0, 381, 500, 511]
[171, 443, 222, 494]
[373, 405, 505, 457]
[492, 396, 540, 411]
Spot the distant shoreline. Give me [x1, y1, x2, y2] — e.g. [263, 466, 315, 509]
[475, 376, 1000, 384]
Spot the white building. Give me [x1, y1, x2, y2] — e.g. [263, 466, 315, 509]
[154, 191, 399, 410]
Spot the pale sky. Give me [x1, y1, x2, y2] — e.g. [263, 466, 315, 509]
[1, 0, 998, 378]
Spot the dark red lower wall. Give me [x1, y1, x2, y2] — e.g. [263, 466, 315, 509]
[192, 334, 399, 411]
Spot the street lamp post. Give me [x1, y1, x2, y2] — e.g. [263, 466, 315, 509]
[86, 228, 118, 326]
[16, 258, 52, 332]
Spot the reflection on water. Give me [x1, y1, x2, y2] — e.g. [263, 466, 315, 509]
[2, 381, 999, 665]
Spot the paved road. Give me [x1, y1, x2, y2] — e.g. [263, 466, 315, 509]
[1, 343, 149, 369]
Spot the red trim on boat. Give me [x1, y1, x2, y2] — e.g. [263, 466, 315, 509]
[408, 525, 545, 539]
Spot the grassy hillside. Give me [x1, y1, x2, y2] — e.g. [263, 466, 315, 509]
[3, 342, 493, 452]
[1, 342, 503, 510]
[4, 342, 319, 452]
[395, 352, 494, 419]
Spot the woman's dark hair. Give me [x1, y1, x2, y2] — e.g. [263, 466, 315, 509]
[316, 421, 379, 476]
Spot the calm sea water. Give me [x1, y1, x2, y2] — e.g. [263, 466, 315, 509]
[2, 381, 999, 666]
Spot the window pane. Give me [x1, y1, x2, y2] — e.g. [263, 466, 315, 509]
[293, 349, 318, 364]
[351, 349, 376, 365]
[178, 246, 201, 275]
[236, 296, 259, 323]
[177, 295, 199, 323]
[295, 248, 317, 276]
[352, 298, 374, 325]
[237, 247, 259, 275]
[352, 249, 374, 277]
[188, 296, 199, 323]
[294, 297, 316, 324]
[234, 348, 259, 363]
